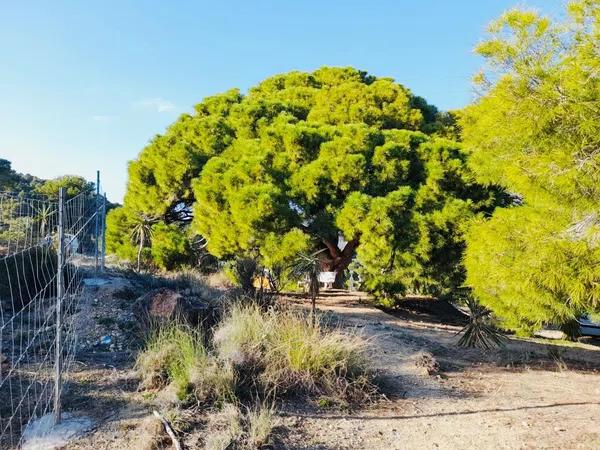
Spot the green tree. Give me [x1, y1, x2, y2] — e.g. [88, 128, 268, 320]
[0, 159, 45, 195]
[462, 1, 600, 335]
[106, 207, 151, 270]
[150, 222, 193, 270]
[0, 159, 17, 191]
[116, 67, 503, 294]
[35, 175, 94, 198]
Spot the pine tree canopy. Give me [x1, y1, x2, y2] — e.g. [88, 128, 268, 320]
[110, 67, 504, 295]
[462, 0, 600, 334]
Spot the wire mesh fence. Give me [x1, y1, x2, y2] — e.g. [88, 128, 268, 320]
[0, 180, 106, 448]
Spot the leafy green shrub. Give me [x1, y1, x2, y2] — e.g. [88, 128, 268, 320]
[106, 207, 150, 265]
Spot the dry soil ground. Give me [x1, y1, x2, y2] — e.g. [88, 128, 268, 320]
[64, 276, 599, 450]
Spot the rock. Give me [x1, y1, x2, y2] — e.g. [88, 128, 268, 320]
[1, 353, 10, 376]
[133, 288, 214, 329]
[415, 351, 440, 376]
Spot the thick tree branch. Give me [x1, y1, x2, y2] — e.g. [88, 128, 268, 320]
[322, 238, 341, 259]
[341, 238, 359, 258]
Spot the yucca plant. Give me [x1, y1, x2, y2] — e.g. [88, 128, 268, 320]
[457, 295, 506, 350]
[289, 249, 325, 325]
[130, 216, 154, 272]
[34, 204, 54, 238]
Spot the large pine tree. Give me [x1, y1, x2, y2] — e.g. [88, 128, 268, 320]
[462, 1, 600, 334]
[111, 67, 504, 295]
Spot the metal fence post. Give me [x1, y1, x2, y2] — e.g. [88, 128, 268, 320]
[53, 187, 65, 424]
[101, 193, 107, 271]
[94, 170, 100, 272]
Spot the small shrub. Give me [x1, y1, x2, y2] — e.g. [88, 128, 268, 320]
[224, 258, 258, 295]
[167, 267, 220, 298]
[129, 267, 223, 304]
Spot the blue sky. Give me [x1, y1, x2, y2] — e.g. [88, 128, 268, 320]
[0, 0, 563, 202]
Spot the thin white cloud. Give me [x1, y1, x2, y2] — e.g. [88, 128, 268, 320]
[92, 115, 116, 122]
[135, 97, 176, 113]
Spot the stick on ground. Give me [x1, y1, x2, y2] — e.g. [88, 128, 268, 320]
[153, 410, 183, 450]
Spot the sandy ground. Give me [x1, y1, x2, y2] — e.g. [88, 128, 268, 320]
[277, 292, 600, 450]
[63, 279, 599, 450]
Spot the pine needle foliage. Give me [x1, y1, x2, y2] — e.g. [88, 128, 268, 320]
[462, 0, 600, 335]
[110, 67, 504, 297]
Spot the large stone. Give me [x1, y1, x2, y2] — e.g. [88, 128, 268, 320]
[133, 288, 214, 329]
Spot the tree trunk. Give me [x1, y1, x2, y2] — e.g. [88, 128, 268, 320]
[321, 238, 359, 288]
[137, 238, 143, 272]
[311, 292, 316, 327]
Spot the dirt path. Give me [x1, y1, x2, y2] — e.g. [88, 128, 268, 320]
[278, 292, 600, 450]
[65, 281, 600, 449]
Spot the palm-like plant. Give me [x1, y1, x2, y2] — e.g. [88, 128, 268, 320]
[457, 295, 507, 350]
[130, 217, 154, 272]
[289, 249, 325, 325]
[34, 204, 54, 239]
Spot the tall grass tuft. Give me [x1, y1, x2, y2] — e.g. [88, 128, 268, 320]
[204, 403, 244, 450]
[136, 324, 235, 403]
[213, 303, 372, 400]
[136, 325, 205, 392]
[246, 403, 276, 448]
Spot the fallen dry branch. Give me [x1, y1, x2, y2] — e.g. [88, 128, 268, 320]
[153, 410, 183, 450]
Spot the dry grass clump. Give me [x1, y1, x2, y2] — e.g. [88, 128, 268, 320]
[246, 404, 276, 448]
[136, 324, 235, 404]
[203, 403, 276, 450]
[214, 303, 372, 399]
[204, 403, 244, 450]
[131, 414, 169, 450]
[135, 302, 372, 448]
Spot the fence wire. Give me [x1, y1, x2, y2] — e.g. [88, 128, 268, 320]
[0, 187, 105, 448]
